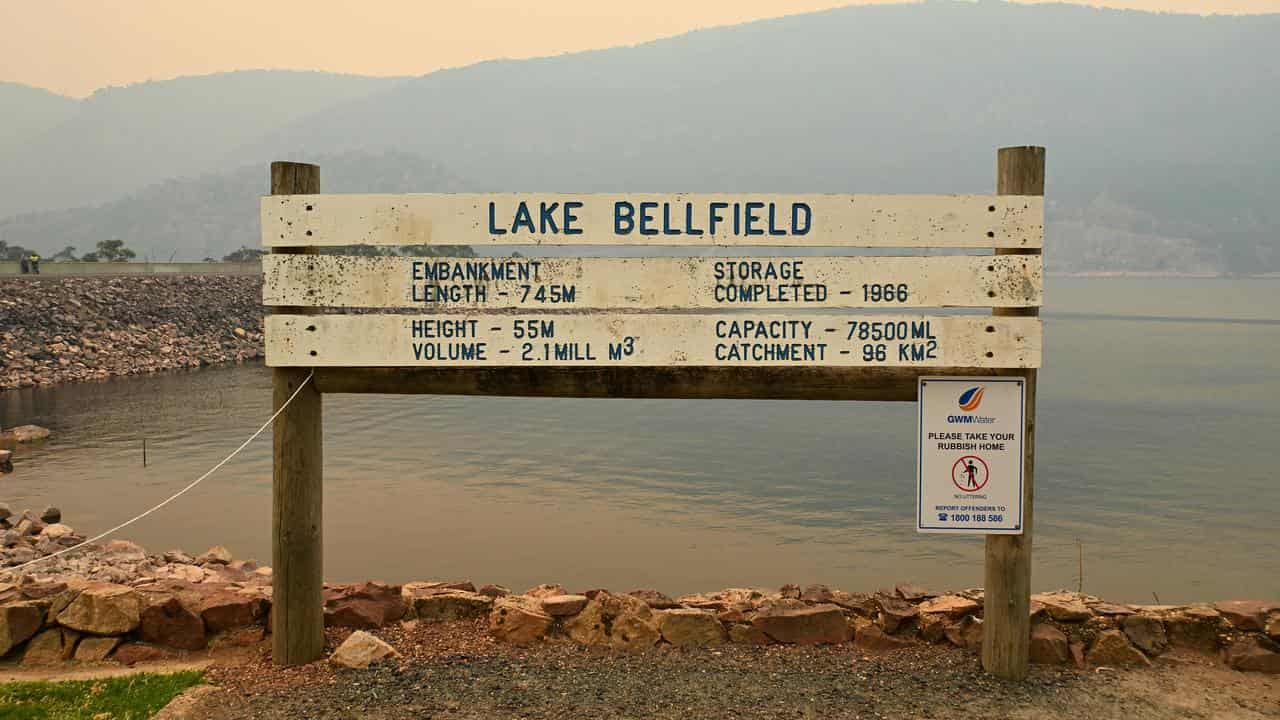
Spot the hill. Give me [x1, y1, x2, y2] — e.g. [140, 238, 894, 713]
[0, 71, 406, 218]
[0, 82, 78, 154]
[2, 2, 1278, 271]
[0, 151, 467, 261]
[234, 2, 1278, 272]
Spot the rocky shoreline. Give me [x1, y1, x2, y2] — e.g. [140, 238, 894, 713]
[0, 275, 264, 391]
[0, 511, 1276, 677]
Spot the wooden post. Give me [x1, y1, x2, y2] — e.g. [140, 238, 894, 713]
[982, 146, 1045, 680]
[270, 161, 324, 665]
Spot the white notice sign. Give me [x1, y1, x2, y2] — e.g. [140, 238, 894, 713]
[917, 377, 1025, 534]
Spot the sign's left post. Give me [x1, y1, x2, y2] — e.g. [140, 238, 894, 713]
[269, 161, 325, 665]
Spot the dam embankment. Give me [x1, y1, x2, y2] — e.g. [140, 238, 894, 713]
[1, 275, 264, 391]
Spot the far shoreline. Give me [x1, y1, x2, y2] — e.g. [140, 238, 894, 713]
[1047, 271, 1280, 279]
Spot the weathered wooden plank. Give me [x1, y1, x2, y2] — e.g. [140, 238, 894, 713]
[312, 366, 1016, 400]
[263, 254, 1043, 310]
[261, 193, 1043, 248]
[983, 145, 1045, 682]
[268, 161, 325, 668]
[266, 313, 1041, 368]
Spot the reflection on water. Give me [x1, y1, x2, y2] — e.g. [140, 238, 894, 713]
[2, 278, 1278, 602]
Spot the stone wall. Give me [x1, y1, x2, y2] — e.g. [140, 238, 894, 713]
[1, 516, 1277, 674]
[0, 275, 264, 390]
[0, 262, 260, 277]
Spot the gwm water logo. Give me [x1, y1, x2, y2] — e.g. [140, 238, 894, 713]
[957, 386, 985, 411]
[948, 386, 996, 424]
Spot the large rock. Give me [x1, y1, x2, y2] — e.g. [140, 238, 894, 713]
[3, 425, 51, 443]
[38, 523, 73, 540]
[916, 594, 980, 618]
[196, 545, 233, 565]
[22, 628, 78, 664]
[1029, 624, 1070, 664]
[0, 601, 45, 655]
[330, 630, 401, 669]
[200, 589, 268, 632]
[895, 583, 936, 601]
[1122, 615, 1168, 656]
[728, 622, 772, 644]
[74, 635, 122, 662]
[56, 583, 141, 635]
[829, 590, 878, 617]
[163, 550, 197, 565]
[595, 591, 654, 619]
[610, 612, 660, 652]
[658, 608, 727, 647]
[753, 604, 851, 645]
[403, 586, 492, 622]
[39, 507, 61, 524]
[478, 584, 510, 598]
[1087, 629, 1151, 667]
[874, 593, 918, 633]
[402, 580, 475, 594]
[1213, 600, 1275, 632]
[323, 582, 405, 629]
[44, 587, 81, 625]
[140, 596, 206, 650]
[1267, 615, 1280, 641]
[629, 589, 679, 609]
[1224, 637, 1280, 675]
[944, 616, 983, 650]
[1165, 609, 1221, 653]
[1089, 602, 1135, 617]
[800, 584, 835, 604]
[489, 597, 552, 645]
[918, 614, 947, 643]
[153, 564, 209, 584]
[114, 642, 177, 666]
[563, 600, 608, 645]
[678, 588, 767, 613]
[542, 594, 589, 617]
[102, 539, 146, 561]
[855, 622, 914, 652]
[1031, 592, 1093, 622]
[523, 583, 567, 599]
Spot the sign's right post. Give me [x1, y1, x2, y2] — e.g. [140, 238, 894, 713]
[982, 145, 1046, 680]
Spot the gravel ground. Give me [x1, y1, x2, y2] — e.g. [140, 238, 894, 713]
[188, 620, 1280, 720]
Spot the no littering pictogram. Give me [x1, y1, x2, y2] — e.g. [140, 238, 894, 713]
[951, 455, 989, 492]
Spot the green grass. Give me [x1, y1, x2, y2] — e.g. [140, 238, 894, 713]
[0, 671, 203, 720]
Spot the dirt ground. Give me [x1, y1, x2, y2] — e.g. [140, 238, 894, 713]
[165, 619, 1280, 720]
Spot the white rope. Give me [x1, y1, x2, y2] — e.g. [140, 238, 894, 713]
[1, 370, 315, 578]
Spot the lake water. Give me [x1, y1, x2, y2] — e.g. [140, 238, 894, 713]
[2, 277, 1278, 603]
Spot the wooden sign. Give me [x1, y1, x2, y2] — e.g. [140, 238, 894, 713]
[262, 193, 1043, 248]
[266, 314, 1040, 368]
[261, 148, 1048, 680]
[263, 254, 1043, 310]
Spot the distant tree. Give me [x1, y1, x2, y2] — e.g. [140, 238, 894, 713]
[50, 245, 78, 261]
[315, 245, 477, 258]
[81, 239, 137, 262]
[0, 240, 32, 261]
[223, 246, 267, 262]
[322, 245, 395, 257]
[400, 244, 477, 258]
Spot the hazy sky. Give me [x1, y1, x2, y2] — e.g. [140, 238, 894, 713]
[3, 0, 1277, 97]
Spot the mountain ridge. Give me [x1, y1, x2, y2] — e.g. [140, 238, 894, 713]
[1, 1, 1277, 271]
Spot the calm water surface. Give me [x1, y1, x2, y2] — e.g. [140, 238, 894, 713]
[2, 278, 1277, 603]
